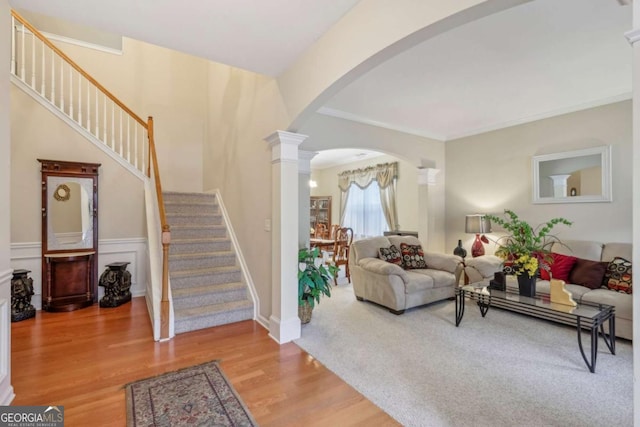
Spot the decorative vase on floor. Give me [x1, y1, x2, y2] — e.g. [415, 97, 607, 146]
[517, 273, 537, 297]
[299, 301, 313, 324]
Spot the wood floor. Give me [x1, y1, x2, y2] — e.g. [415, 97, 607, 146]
[11, 297, 398, 426]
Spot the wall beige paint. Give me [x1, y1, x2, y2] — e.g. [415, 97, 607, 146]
[58, 37, 207, 193]
[445, 100, 632, 255]
[310, 154, 419, 234]
[300, 113, 447, 250]
[10, 86, 145, 241]
[203, 62, 290, 321]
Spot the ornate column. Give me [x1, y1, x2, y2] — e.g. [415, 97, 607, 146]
[417, 168, 440, 251]
[298, 150, 318, 249]
[264, 131, 307, 344]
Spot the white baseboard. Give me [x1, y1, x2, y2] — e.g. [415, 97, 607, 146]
[10, 238, 148, 309]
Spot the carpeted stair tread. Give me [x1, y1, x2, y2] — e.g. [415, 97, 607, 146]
[165, 191, 253, 334]
[170, 265, 240, 279]
[171, 237, 230, 246]
[174, 299, 253, 320]
[170, 250, 235, 261]
[172, 282, 246, 298]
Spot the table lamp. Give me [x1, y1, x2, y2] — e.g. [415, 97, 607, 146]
[465, 214, 491, 257]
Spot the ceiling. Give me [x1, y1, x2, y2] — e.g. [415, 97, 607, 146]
[10, 0, 632, 160]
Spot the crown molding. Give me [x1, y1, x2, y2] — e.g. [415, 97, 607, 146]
[317, 107, 446, 141]
[446, 92, 632, 141]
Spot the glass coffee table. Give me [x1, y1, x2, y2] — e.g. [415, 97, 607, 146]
[455, 281, 616, 373]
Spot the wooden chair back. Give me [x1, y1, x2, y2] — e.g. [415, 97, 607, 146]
[314, 223, 328, 239]
[329, 227, 354, 285]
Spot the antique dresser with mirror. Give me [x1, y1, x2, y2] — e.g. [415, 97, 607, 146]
[38, 159, 100, 311]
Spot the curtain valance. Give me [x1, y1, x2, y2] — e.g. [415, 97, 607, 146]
[337, 162, 398, 191]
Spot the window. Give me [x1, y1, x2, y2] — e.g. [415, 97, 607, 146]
[343, 181, 388, 239]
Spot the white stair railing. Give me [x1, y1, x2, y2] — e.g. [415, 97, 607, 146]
[11, 11, 148, 175]
[10, 10, 172, 341]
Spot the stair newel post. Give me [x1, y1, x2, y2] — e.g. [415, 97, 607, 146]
[161, 225, 171, 339]
[148, 116, 171, 340]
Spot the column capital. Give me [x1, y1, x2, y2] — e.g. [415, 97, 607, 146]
[298, 150, 318, 174]
[417, 167, 440, 185]
[264, 131, 308, 163]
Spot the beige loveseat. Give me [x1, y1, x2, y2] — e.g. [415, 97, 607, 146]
[349, 235, 464, 314]
[464, 240, 632, 340]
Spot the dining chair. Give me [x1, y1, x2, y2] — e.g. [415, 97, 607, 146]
[327, 227, 354, 285]
[314, 223, 328, 239]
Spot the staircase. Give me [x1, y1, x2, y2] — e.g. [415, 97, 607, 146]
[164, 191, 253, 334]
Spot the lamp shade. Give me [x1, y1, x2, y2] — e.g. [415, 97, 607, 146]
[465, 214, 491, 234]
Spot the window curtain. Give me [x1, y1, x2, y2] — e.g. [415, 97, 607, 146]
[338, 162, 399, 230]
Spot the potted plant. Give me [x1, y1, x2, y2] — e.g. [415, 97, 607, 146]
[485, 210, 572, 296]
[298, 247, 339, 323]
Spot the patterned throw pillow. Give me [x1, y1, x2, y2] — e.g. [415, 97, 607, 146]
[603, 257, 632, 294]
[379, 245, 403, 266]
[399, 243, 427, 270]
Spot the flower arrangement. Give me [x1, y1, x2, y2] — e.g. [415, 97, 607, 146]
[512, 253, 539, 278]
[486, 209, 572, 277]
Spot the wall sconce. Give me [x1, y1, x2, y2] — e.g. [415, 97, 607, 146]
[308, 179, 318, 188]
[465, 214, 491, 257]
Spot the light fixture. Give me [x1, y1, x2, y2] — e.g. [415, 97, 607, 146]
[465, 214, 491, 257]
[308, 179, 317, 188]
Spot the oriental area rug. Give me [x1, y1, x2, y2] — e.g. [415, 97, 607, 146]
[125, 360, 257, 427]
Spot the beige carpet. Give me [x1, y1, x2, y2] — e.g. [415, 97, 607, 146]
[295, 282, 633, 427]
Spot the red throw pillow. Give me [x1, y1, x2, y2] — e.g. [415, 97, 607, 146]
[540, 253, 577, 282]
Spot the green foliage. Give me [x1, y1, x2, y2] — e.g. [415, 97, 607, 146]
[486, 209, 572, 275]
[298, 247, 339, 308]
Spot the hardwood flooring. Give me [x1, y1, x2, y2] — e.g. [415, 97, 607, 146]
[11, 297, 398, 426]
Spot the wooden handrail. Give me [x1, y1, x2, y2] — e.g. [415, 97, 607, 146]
[12, 9, 172, 340]
[11, 10, 147, 128]
[148, 117, 171, 340]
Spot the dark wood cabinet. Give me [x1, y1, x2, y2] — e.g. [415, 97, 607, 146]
[310, 196, 331, 230]
[39, 159, 100, 312]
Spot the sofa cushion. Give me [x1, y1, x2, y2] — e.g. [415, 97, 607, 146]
[378, 245, 403, 266]
[465, 255, 502, 278]
[539, 253, 577, 281]
[358, 257, 409, 282]
[403, 270, 435, 293]
[581, 289, 632, 320]
[351, 236, 391, 261]
[411, 269, 457, 289]
[601, 243, 632, 263]
[388, 235, 422, 249]
[568, 258, 608, 290]
[400, 243, 427, 269]
[603, 257, 632, 294]
[550, 240, 603, 261]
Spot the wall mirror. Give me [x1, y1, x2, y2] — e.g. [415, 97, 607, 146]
[39, 159, 100, 312]
[47, 177, 94, 250]
[532, 146, 612, 204]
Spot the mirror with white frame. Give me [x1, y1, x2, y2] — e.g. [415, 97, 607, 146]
[532, 146, 612, 204]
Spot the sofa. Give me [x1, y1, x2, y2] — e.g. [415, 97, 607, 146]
[464, 240, 632, 340]
[349, 235, 464, 314]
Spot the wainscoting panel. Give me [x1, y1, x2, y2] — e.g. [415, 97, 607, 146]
[10, 238, 148, 310]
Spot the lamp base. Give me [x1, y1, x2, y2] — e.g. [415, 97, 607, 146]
[471, 234, 485, 257]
